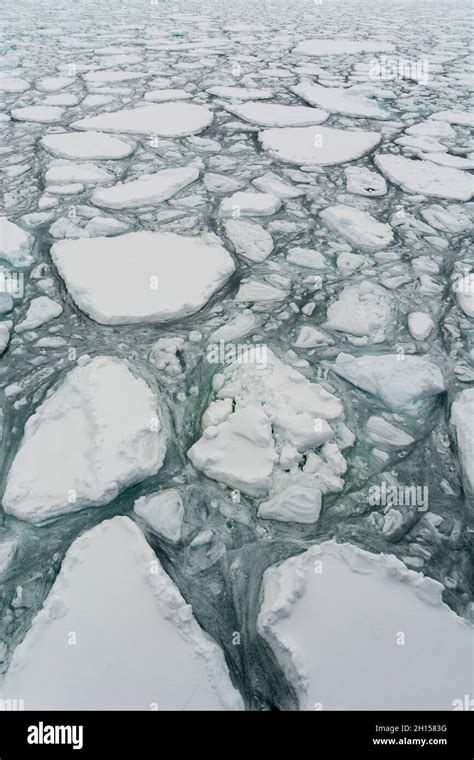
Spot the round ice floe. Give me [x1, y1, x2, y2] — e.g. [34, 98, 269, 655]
[41, 131, 134, 159]
[50, 231, 235, 324]
[259, 125, 380, 165]
[2, 357, 168, 524]
[72, 103, 213, 137]
[11, 105, 65, 123]
[219, 191, 281, 218]
[0, 77, 30, 93]
[225, 102, 328, 127]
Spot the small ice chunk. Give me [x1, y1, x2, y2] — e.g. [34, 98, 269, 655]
[344, 166, 387, 196]
[367, 416, 414, 448]
[375, 155, 473, 201]
[224, 220, 273, 262]
[0, 217, 34, 267]
[16, 296, 63, 333]
[134, 489, 184, 542]
[320, 205, 393, 250]
[408, 312, 434, 340]
[219, 192, 281, 218]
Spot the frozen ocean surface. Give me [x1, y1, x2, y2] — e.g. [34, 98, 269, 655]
[0, 0, 472, 710]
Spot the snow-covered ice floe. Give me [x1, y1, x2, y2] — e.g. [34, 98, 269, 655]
[224, 102, 328, 127]
[258, 540, 473, 709]
[2, 356, 167, 523]
[374, 155, 474, 201]
[259, 125, 380, 165]
[91, 166, 199, 209]
[41, 131, 134, 160]
[292, 82, 390, 120]
[51, 231, 235, 324]
[0, 517, 243, 709]
[72, 103, 213, 137]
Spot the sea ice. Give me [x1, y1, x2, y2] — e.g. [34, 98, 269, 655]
[259, 125, 380, 166]
[72, 103, 213, 137]
[91, 167, 199, 209]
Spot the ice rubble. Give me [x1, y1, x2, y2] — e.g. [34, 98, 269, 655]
[134, 489, 185, 543]
[325, 282, 395, 342]
[332, 353, 445, 414]
[188, 348, 352, 522]
[41, 131, 134, 160]
[72, 103, 213, 137]
[224, 102, 328, 127]
[91, 167, 199, 210]
[258, 540, 473, 709]
[0, 517, 243, 710]
[223, 220, 274, 262]
[259, 126, 380, 166]
[374, 155, 474, 201]
[2, 356, 167, 524]
[0, 217, 34, 267]
[450, 389, 474, 495]
[292, 83, 390, 120]
[51, 231, 235, 324]
[319, 205, 394, 250]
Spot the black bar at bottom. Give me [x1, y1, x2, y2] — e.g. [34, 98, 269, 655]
[0, 711, 472, 757]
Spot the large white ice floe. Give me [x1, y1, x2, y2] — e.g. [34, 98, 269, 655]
[332, 353, 445, 414]
[292, 82, 389, 120]
[293, 38, 395, 56]
[325, 281, 395, 342]
[188, 348, 352, 522]
[374, 155, 474, 201]
[224, 102, 328, 127]
[259, 125, 380, 166]
[2, 356, 167, 524]
[450, 389, 474, 495]
[51, 231, 235, 324]
[0, 217, 34, 267]
[41, 131, 134, 159]
[257, 540, 473, 709]
[0, 517, 243, 709]
[91, 166, 199, 209]
[319, 205, 393, 250]
[72, 103, 213, 137]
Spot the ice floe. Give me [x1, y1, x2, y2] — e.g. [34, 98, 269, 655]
[223, 220, 273, 262]
[374, 155, 474, 201]
[259, 125, 380, 165]
[332, 353, 445, 414]
[51, 231, 235, 324]
[325, 281, 395, 342]
[2, 356, 167, 524]
[134, 489, 185, 543]
[72, 103, 213, 137]
[91, 166, 199, 210]
[0, 217, 34, 267]
[225, 102, 328, 127]
[41, 131, 134, 160]
[0, 517, 243, 709]
[293, 82, 390, 120]
[258, 540, 472, 709]
[293, 38, 395, 56]
[320, 205, 393, 250]
[450, 389, 474, 495]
